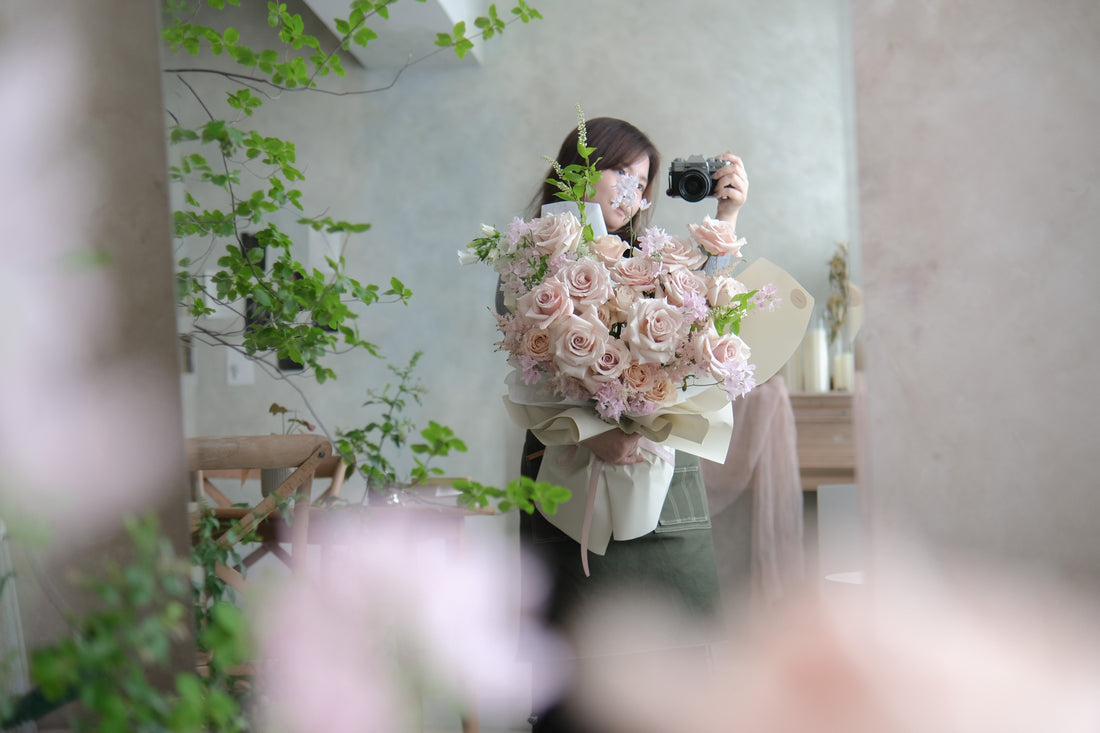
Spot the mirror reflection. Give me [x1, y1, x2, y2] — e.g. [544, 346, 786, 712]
[166, 0, 860, 728]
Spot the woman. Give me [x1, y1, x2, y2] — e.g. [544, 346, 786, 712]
[518, 117, 748, 733]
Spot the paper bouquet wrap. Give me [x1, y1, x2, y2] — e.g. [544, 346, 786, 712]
[506, 377, 734, 559]
[502, 257, 813, 574]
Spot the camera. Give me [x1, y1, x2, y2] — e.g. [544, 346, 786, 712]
[666, 155, 729, 202]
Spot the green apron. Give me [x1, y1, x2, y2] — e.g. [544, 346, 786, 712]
[519, 432, 722, 647]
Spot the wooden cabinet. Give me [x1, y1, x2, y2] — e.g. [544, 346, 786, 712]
[789, 392, 856, 492]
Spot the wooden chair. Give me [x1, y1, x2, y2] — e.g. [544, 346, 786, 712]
[188, 436, 492, 732]
[187, 434, 343, 589]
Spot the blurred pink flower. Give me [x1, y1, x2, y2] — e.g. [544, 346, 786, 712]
[570, 551, 1100, 733]
[254, 513, 565, 733]
[0, 27, 183, 542]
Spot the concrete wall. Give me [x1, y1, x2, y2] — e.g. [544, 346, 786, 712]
[1, 0, 191, 723]
[852, 1, 1100, 586]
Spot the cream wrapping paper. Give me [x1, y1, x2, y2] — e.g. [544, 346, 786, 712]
[505, 377, 734, 555]
[733, 257, 815, 384]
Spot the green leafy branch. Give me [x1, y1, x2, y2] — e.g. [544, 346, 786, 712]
[544, 106, 602, 241]
[165, 1, 538, 400]
[710, 290, 758, 337]
[163, 0, 350, 90]
[453, 476, 570, 515]
[164, 1, 543, 94]
[164, 0, 559, 530]
[10, 516, 250, 733]
[435, 1, 543, 59]
[333, 352, 470, 493]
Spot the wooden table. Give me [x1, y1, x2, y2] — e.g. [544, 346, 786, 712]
[789, 392, 856, 492]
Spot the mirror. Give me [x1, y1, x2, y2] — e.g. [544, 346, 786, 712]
[161, 0, 859, 726]
[172, 0, 859, 484]
[169, 0, 859, 621]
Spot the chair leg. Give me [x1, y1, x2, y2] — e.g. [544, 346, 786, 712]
[290, 476, 312, 572]
[215, 562, 248, 593]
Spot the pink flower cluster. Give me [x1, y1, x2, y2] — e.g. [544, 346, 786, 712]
[483, 212, 775, 421]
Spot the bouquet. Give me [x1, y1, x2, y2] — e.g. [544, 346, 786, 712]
[465, 210, 777, 420]
[460, 121, 780, 572]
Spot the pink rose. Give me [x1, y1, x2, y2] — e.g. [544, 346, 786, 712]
[622, 361, 659, 393]
[516, 278, 573, 329]
[530, 212, 581, 259]
[521, 328, 552, 362]
[621, 298, 685, 365]
[558, 258, 613, 307]
[688, 215, 745, 258]
[661, 265, 708, 308]
[706, 273, 749, 307]
[659, 235, 707, 270]
[641, 377, 676, 407]
[612, 256, 659, 290]
[549, 307, 609, 379]
[581, 337, 631, 392]
[693, 326, 752, 381]
[589, 234, 630, 266]
[598, 285, 639, 325]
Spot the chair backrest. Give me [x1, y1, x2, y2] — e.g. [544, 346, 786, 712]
[187, 434, 331, 472]
[187, 435, 335, 578]
[189, 435, 346, 506]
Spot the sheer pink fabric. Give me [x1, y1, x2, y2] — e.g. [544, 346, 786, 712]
[702, 375, 804, 606]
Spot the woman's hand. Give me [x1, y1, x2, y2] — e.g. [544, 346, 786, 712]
[582, 428, 645, 465]
[713, 152, 748, 227]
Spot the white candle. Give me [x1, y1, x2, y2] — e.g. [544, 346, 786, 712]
[803, 324, 829, 392]
[832, 351, 855, 391]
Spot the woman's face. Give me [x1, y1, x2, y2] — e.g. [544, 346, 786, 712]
[588, 153, 651, 233]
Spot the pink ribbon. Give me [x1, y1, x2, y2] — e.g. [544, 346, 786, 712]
[562, 438, 675, 577]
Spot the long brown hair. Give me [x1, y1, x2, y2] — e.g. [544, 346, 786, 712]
[528, 117, 660, 243]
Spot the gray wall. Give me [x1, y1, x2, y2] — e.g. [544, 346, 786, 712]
[853, 1, 1100, 586]
[2, 0, 191, 719]
[172, 0, 855, 497]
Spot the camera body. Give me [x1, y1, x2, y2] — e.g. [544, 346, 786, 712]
[666, 155, 729, 202]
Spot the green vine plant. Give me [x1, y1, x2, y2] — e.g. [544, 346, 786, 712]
[162, 0, 551, 498]
[1, 516, 251, 733]
[333, 351, 454, 495]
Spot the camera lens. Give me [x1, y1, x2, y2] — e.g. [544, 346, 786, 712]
[678, 169, 711, 202]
